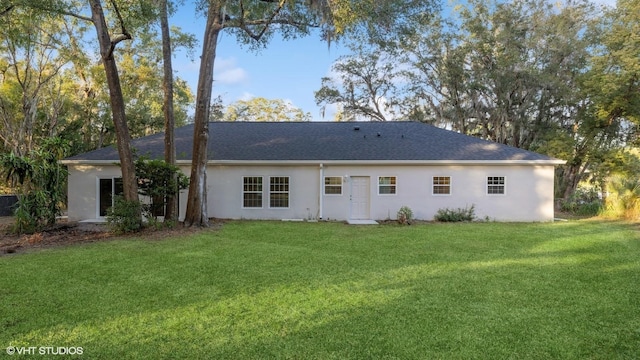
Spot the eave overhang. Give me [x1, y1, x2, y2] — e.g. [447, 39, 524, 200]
[60, 159, 566, 166]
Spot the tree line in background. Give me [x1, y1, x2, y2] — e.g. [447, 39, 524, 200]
[0, 0, 638, 233]
[0, 0, 436, 231]
[316, 0, 640, 218]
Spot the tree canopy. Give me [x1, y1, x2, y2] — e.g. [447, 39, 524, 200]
[315, 0, 639, 201]
[1, 0, 637, 225]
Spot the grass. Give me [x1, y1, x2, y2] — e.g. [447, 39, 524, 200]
[1, 220, 639, 359]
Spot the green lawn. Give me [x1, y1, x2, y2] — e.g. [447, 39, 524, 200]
[1, 221, 639, 359]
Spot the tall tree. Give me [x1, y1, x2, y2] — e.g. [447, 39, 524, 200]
[185, 0, 438, 226]
[86, 0, 139, 205]
[159, 0, 178, 221]
[3, 0, 145, 205]
[0, 7, 75, 155]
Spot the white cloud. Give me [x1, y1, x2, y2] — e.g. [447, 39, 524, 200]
[214, 57, 249, 85]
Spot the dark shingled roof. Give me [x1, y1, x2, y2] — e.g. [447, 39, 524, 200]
[63, 121, 561, 162]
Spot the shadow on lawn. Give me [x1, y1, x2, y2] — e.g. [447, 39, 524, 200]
[3, 221, 638, 358]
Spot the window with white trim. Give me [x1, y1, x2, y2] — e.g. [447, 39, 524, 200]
[433, 176, 451, 195]
[378, 176, 397, 195]
[487, 176, 506, 195]
[324, 176, 342, 195]
[243, 176, 263, 208]
[269, 176, 289, 208]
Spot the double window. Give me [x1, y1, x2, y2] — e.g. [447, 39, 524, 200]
[243, 176, 289, 208]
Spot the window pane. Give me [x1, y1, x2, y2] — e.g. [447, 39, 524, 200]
[487, 177, 505, 194]
[325, 177, 341, 185]
[270, 193, 289, 208]
[379, 186, 395, 194]
[243, 193, 263, 208]
[270, 177, 290, 208]
[325, 186, 341, 195]
[433, 176, 451, 195]
[379, 177, 397, 194]
[433, 186, 450, 194]
[379, 176, 395, 185]
[324, 177, 342, 195]
[99, 179, 112, 217]
[243, 177, 263, 208]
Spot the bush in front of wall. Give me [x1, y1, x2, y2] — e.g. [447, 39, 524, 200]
[397, 206, 413, 225]
[107, 196, 143, 233]
[434, 205, 476, 222]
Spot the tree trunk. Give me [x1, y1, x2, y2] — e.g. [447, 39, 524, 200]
[159, 0, 178, 222]
[88, 0, 138, 204]
[184, 4, 223, 227]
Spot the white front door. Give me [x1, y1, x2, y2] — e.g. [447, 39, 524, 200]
[350, 176, 370, 219]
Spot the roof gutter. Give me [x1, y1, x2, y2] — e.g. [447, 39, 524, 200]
[61, 159, 566, 166]
[205, 159, 567, 166]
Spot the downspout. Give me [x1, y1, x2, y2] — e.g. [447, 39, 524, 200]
[319, 163, 324, 219]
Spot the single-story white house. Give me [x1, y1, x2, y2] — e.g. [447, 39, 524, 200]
[61, 121, 565, 222]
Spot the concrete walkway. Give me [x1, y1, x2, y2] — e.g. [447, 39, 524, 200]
[346, 219, 379, 225]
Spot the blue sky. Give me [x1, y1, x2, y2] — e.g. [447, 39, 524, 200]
[170, 6, 350, 121]
[168, 0, 615, 122]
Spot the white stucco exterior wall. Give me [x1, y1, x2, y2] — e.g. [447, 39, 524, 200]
[66, 165, 126, 221]
[205, 165, 320, 220]
[320, 164, 556, 222]
[65, 162, 557, 223]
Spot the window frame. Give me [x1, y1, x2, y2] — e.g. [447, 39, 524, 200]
[242, 176, 264, 209]
[97, 177, 123, 218]
[432, 176, 451, 196]
[269, 176, 290, 209]
[378, 176, 397, 195]
[324, 176, 343, 196]
[487, 176, 506, 195]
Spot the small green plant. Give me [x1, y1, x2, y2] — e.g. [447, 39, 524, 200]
[107, 197, 143, 233]
[397, 206, 413, 225]
[434, 204, 476, 222]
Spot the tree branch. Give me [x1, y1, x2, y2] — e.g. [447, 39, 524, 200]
[236, 0, 291, 41]
[6, 3, 93, 22]
[107, 0, 132, 57]
[52, 8, 93, 22]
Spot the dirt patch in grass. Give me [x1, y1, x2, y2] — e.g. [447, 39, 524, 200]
[0, 218, 222, 255]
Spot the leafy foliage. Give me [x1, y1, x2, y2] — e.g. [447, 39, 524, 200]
[317, 0, 639, 202]
[106, 196, 144, 234]
[0, 137, 70, 233]
[223, 97, 311, 122]
[105, 157, 187, 233]
[602, 174, 640, 220]
[396, 206, 413, 225]
[559, 187, 603, 217]
[134, 156, 189, 221]
[434, 205, 476, 222]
